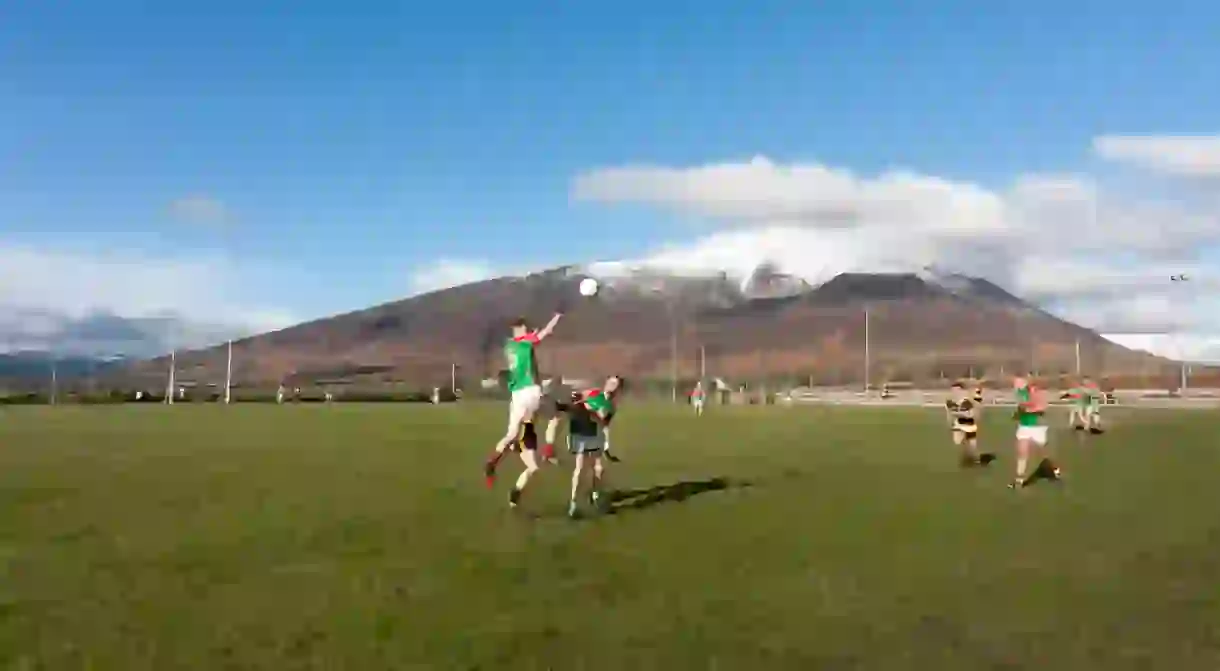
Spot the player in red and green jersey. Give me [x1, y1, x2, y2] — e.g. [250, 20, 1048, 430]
[556, 376, 622, 518]
[1063, 377, 1103, 434]
[690, 381, 706, 416]
[485, 313, 563, 508]
[1010, 374, 1061, 489]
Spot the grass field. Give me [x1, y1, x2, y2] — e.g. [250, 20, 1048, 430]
[1, 403, 1218, 669]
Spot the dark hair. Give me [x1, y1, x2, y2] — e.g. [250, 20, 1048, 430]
[509, 317, 528, 329]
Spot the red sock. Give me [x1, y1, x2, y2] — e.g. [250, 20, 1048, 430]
[543, 444, 555, 459]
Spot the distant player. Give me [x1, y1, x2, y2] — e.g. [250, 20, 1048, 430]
[945, 381, 989, 466]
[484, 312, 564, 509]
[1065, 377, 1104, 434]
[691, 381, 706, 416]
[1010, 374, 1060, 489]
[557, 375, 623, 518]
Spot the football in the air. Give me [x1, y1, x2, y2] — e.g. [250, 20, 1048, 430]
[579, 278, 600, 297]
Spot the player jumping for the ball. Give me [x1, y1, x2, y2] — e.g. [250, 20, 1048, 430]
[484, 312, 563, 509]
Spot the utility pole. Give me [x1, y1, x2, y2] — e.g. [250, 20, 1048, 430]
[1074, 338, 1081, 376]
[699, 345, 706, 381]
[451, 362, 457, 394]
[50, 358, 57, 405]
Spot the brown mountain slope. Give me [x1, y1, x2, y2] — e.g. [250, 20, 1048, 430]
[117, 268, 1197, 390]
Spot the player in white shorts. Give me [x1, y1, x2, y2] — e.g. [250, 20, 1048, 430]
[484, 312, 563, 508]
[690, 381, 706, 416]
[1010, 374, 1060, 489]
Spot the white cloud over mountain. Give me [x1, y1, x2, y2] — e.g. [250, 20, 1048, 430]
[0, 245, 296, 356]
[570, 136, 1220, 361]
[406, 258, 497, 296]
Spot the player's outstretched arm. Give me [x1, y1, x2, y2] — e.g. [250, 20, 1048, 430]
[535, 312, 563, 341]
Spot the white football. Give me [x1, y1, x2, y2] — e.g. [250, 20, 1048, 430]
[578, 278, 600, 297]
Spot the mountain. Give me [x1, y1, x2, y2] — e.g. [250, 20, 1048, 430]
[106, 265, 1195, 390]
[0, 352, 124, 383]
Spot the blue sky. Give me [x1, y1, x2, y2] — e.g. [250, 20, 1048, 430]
[3, 0, 1220, 355]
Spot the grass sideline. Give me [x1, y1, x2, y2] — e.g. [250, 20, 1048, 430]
[1, 403, 1218, 669]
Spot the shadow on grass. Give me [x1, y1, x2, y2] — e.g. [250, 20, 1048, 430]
[1021, 458, 1062, 487]
[605, 477, 750, 514]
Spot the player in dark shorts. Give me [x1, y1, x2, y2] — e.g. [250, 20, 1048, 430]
[555, 376, 623, 518]
[946, 381, 992, 467]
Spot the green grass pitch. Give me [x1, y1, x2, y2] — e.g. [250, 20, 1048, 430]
[1, 403, 1218, 669]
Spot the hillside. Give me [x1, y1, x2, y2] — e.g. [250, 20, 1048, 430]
[108, 266, 1193, 390]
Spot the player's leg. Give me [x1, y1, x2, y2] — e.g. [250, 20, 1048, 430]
[602, 425, 620, 461]
[509, 446, 541, 508]
[487, 386, 540, 486]
[1035, 427, 1060, 478]
[967, 432, 991, 465]
[961, 427, 982, 464]
[486, 415, 525, 486]
[568, 450, 587, 517]
[951, 428, 970, 466]
[1010, 429, 1032, 488]
[542, 412, 562, 465]
[590, 452, 606, 509]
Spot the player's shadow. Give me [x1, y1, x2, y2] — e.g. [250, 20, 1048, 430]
[1021, 458, 1062, 487]
[605, 477, 748, 514]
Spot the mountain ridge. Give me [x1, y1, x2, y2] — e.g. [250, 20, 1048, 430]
[94, 266, 1195, 391]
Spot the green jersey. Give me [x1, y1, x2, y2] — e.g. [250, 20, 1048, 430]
[1015, 385, 1044, 427]
[1069, 386, 1101, 408]
[503, 333, 541, 392]
[584, 389, 616, 417]
[1067, 386, 1091, 408]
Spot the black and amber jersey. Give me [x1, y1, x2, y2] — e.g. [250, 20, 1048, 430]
[945, 397, 977, 425]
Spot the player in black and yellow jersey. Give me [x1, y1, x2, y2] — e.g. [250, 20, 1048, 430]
[946, 381, 994, 467]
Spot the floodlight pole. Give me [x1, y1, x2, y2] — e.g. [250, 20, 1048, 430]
[670, 320, 678, 404]
[1074, 338, 1081, 376]
[50, 359, 57, 405]
[224, 340, 233, 404]
[166, 350, 176, 404]
[451, 362, 457, 394]
[863, 306, 871, 393]
[1170, 277, 1189, 392]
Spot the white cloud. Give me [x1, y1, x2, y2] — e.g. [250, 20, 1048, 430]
[0, 244, 295, 354]
[1102, 334, 1220, 364]
[1093, 135, 1220, 177]
[407, 258, 497, 295]
[572, 140, 1220, 361]
[574, 156, 1009, 236]
[168, 194, 233, 226]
